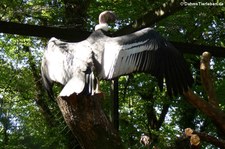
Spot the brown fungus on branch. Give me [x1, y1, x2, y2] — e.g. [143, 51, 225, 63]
[140, 135, 151, 146]
[185, 128, 194, 137]
[190, 134, 200, 146]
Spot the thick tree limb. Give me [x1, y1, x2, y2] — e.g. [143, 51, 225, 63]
[1, 21, 225, 57]
[184, 128, 225, 148]
[56, 93, 124, 149]
[193, 131, 225, 148]
[0, 0, 192, 38]
[172, 41, 225, 58]
[184, 89, 225, 132]
[0, 21, 90, 41]
[114, 0, 197, 36]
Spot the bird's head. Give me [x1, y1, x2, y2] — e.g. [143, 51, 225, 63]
[95, 11, 116, 31]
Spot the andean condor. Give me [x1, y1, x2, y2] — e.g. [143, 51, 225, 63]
[41, 11, 193, 98]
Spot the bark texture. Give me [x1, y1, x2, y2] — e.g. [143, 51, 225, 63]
[56, 93, 124, 149]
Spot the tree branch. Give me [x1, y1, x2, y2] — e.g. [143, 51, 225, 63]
[193, 131, 225, 148]
[185, 128, 225, 148]
[0, 21, 90, 41]
[200, 52, 218, 107]
[114, 0, 197, 36]
[156, 103, 169, 130]
[1, 20, 225, 57]
[171, 41, 225, 58]
[183, 51, 225, 133]
[184, 89, 225, 132]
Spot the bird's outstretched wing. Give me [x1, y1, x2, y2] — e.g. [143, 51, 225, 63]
[100, 28, 193, 96]
[41, 38, 96, 97]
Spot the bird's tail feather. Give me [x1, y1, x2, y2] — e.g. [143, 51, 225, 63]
[59, 66, 97, 97]
[82, 67, 97, 95]
[59, 76, 85, 97]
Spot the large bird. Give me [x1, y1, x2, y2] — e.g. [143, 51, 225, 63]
[41, 11, 193, 98]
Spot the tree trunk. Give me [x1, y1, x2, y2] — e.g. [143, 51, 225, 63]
[26, 47, 55, 126]
[56, 93, 124, 149]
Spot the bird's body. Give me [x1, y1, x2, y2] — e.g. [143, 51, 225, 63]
[41, 37, 95, 97]
[41, 27, 193, 97]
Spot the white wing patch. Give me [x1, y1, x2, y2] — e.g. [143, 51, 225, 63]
[102, 39, 150, 79]
[44, 38, 94, 97]
[118, 41, 149, 75]
[45, 39, 68, 85]
[101, 41, 121, 78]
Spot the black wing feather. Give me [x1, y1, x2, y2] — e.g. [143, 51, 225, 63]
[101, 28, 193, 96]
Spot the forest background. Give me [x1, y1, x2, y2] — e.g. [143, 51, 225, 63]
[0, 0, 225, 148]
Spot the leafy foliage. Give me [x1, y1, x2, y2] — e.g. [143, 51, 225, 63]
[0, 0, 225, 148]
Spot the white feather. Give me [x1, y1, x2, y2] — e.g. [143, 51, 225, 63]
[45, 38, 68, 85]
[44, 38, 94, 97]
[102, 39, 150, 79]
[59, 76, 85, 97]
[95, 23, 109, 31]
[101, 41, 120, 78]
